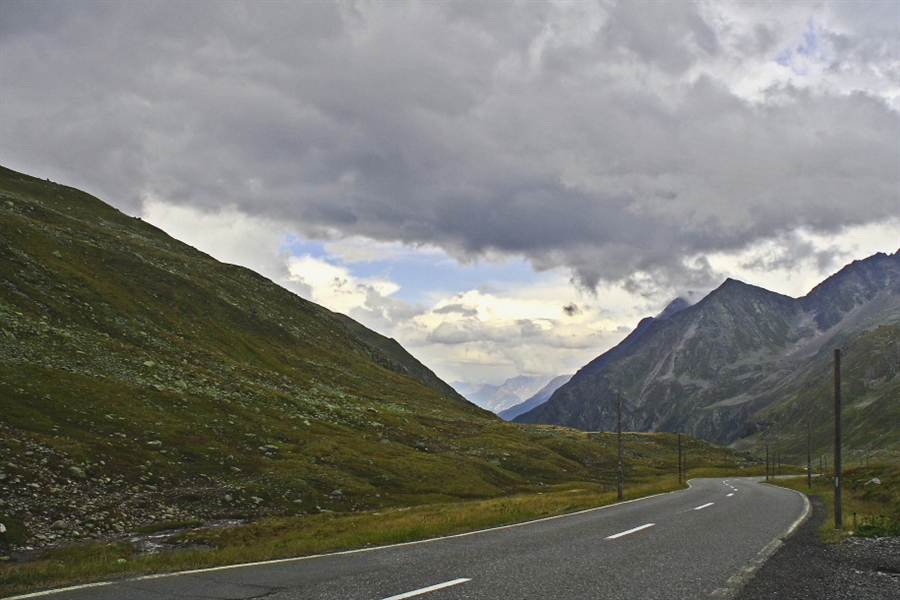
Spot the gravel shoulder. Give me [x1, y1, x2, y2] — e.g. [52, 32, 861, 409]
[734, 495, 900, 599]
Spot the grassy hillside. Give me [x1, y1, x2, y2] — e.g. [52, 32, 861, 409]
[732, 322, 900, 465]
[0, 166, 749, 571]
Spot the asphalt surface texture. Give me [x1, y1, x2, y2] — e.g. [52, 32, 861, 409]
[10, 477, 813, 599]
[734, 494, 900, 600]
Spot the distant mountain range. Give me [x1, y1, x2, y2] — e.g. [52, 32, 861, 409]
[454, 374, 568, 413]
[497, 375, 572, 420]
[515, 251, 900, 461]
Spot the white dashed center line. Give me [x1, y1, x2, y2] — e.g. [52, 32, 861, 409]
[605, 523, 656, 539]
[694, 502, 715, 511]
[381, 578, 472, 600]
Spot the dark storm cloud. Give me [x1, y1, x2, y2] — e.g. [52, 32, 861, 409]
[2, 0, 897, 293]
[433, 304, 479, 318]
[562, 304, 581, 317]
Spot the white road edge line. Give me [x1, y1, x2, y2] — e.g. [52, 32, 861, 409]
[694, 502, 715, 511]
[605, 522, 655, 540]
[381, 578, 471, 600]
[710, 481, 813, 597]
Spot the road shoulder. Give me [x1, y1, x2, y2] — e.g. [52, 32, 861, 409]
[733, 495, 900, 599]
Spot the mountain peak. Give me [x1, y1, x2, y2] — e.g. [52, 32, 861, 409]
[655, 291, 703, 320]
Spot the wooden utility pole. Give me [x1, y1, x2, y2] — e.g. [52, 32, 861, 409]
[807, 421, 812, 489]
[765, 444, 769, 481]
[834, 349, 843, 530]
[617, 393, 624, 501]
[677, 433, 683, 485]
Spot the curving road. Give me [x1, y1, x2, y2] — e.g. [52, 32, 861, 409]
[13, 477, 808, 600]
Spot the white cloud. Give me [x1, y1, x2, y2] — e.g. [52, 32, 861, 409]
[286, 254, 400, 316]
[140, 199, 295, 283]
[699, 221, 900, 298]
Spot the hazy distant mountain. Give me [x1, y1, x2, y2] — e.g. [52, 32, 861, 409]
[455, 374, 561, 413]
[515, 251, 900, 460]
[498, 374, 572, 420]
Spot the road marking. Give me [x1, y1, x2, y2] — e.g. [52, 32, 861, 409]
[694, 502, 715, 511]
[711, 488, 812, 598]
[382, 578, 471, 600]
[727, 493, 735, 497]
[605, 522, 655, 539]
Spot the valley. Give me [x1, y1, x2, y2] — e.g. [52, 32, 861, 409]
[0, 167, 752, 595]
[1, 166, 895, 597]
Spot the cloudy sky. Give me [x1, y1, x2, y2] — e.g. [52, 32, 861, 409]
[2, 1, 898, 388]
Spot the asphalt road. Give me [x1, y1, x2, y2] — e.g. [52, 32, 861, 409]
[13, 477, 809, 600]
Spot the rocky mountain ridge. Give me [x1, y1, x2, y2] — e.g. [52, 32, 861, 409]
[515, 251, 900, 460]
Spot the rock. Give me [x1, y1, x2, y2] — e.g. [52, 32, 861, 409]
[68, 466, 86, 479]
[146, 440, 163, 449]
[864, 478, 881, 486]
[50, 520, 69, 531]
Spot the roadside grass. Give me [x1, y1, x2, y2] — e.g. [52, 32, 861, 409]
[0, 425, 757, 597]
[771, 464, 900, 542]
[1, 477, 687, 597]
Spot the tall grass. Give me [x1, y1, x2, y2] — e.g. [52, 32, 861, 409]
[771, 464, 899, 542]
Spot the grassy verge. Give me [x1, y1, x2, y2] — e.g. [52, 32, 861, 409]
[1, 477, 684, 597]
[770, 464, 900, 542]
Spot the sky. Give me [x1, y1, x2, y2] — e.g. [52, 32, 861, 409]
[2, 1, 898, 388]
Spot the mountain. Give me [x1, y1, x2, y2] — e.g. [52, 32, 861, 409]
[498, 375, 572, 421]
[515, 252, 900, 461]
[456, 374, 560, 413]
[1, 166, 730, 554]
